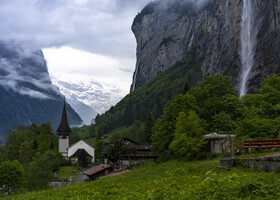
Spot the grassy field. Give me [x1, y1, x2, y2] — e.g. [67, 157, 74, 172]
[5, 159, 280, 200]
[58, 166, 81, 181]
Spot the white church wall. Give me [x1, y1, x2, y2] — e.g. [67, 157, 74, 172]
[59, 136, 69, 156]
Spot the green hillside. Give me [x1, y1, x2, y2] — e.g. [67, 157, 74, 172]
[95, 44, 203, 134]
[6, 159, 280, 199]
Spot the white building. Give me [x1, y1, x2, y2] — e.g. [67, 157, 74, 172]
[68, 140, 95, 163]
[57, 102, 94, 162]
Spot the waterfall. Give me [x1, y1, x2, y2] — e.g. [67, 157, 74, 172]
[188, 33, 194, 51]
[225, 0, 230, 20]
[239, 0, 256, 97]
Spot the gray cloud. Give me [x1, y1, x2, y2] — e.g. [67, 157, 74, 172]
[0, 43, 61, 99]
[0, 0, 151, 58]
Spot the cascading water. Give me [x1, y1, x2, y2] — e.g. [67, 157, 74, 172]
[239, 0, 256, 97]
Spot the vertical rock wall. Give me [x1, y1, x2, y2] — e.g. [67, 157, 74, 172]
[131, 0, 280, 95]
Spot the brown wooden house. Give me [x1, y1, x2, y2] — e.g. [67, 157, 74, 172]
[102, 138, 158, 169]
[83, 164, 113, 181]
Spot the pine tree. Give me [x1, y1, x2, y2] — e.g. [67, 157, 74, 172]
[143, 112, 155, 144]
[94, 139, 104, 162]
[89, 125, 95, 138]
[182, 81, 190, 94]
[97, 127, 103, 140]
[124, 99, 134, 126]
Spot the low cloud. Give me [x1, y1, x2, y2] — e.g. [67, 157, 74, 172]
[0, 42, 61, 99]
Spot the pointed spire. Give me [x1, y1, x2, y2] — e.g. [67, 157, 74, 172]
[57, 101, 71, 134]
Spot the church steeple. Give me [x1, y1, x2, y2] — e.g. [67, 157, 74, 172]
[57, 101, 71, 135]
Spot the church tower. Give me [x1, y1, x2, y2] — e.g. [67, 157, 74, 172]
[57, 101, 71, 157]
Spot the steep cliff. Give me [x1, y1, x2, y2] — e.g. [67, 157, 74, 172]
[131, 0, 280, 95]
[0, 41, 82, 139]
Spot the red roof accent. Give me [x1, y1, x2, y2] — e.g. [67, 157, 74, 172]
[83, 165, 111, 176]
[244, 139, 280, 143]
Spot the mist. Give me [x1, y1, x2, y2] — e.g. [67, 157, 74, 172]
[0, 41, 61, 99]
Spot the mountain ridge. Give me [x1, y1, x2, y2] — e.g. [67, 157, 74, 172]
[51, 78, 124, 125]
[0, 41, 82, 139]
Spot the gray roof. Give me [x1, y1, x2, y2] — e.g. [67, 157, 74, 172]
[203, 134, 235, 140]
[57, 101, 71, 134]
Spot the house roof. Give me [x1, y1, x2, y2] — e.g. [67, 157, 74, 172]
[57, 101, 71, 134]
[203, 133, 235, 140]
[123, 153, 159, 158]
[102, 142, 151, 155]
[68, 140, 94, 158]
[123, 138, 140, 145]
[83, 164, 111, 176]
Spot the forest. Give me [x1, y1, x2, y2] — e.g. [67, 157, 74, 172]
[94, 73, 280, 162]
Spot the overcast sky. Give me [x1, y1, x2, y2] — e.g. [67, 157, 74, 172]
[0, 0, 151, 95]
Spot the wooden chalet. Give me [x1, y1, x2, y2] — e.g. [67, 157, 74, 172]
[102, 138, 159, 169]
[83, 164, 113, 181]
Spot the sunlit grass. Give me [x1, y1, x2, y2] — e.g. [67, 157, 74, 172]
[5, 158, 280, 200]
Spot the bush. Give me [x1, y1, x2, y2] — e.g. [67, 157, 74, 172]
[0, 160, 24, 195]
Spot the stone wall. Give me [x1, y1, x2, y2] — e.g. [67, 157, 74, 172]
[237, 156, 280, 172]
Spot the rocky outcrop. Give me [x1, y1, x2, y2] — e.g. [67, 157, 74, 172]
[131, 0, 280, 95]
[0, 41, 82, 140]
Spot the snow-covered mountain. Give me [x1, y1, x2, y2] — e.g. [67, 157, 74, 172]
[51, 78, 124, 125]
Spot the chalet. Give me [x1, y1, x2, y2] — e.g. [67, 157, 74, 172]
[83, 164, 113, 181]
[57, 101, 94, 163]
[203, 133, 235, 154]
[103, 138, 158, 169]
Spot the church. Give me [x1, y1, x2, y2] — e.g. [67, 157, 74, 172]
[57, 102, 95, 163]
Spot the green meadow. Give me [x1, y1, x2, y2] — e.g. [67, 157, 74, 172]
[5, 159, 280, 200]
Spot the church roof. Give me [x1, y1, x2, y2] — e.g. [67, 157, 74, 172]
[57, 101, 71, 134]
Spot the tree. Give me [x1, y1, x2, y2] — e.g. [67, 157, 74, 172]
[97, 127, 103, 140]
[211, 112, 236, 132]
[259, 74, 280, 105]
[25, 150, 62, 190]
[151, 93, 199, 153]
[107, 140, 127, 169]
[1, 123, 62, 191]
[236, 117, 280, 139]
[124, 99, 134, 126]
[0, 160, 24, 195]
[189, 74, 240, 123]
[169, 111, 205, 160]
[94, 139, 104, 162]
[182, 80, 190, 94]
[89, 125, 96, 138]
[19, 140, 34, 164]
[143, 112, 155, 144]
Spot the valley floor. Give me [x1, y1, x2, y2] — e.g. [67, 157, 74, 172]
[4, 159, 280, 199]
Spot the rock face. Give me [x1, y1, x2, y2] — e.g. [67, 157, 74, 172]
[131, 0, 280, 95]
[0, 41, 82, 139]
